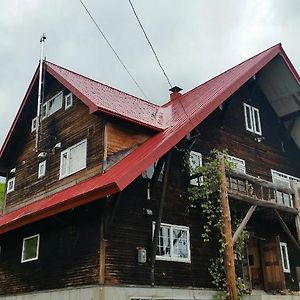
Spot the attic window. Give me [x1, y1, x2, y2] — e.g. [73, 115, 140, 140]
[243, 103, 262, 135]
[65, 93, 73, 110]
[41, 92, 63, 119]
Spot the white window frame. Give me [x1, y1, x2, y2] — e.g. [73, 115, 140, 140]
[226, 154, 246, 174]
[142, 161, 164, 182]
[21, 234, 40, 263]
[38, 160, 47, 179]
[7, 177, 15, 193]
[279, 242, 290, 273]
[153, 222, 191, 263]
[243, 103, 262, 135]
[65, 93, 73, 110]
[59, 139, 87, 179]
[41, 91, 63, 119]
[271, 169, 300, 207]
[31, 117, 38, 132]
[189, 151, 202, 186]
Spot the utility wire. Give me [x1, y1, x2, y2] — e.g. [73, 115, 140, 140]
[128, 0, 173, 88]
[79, 0, 148, 99]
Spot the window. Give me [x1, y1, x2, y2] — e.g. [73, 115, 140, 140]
[271, 170, 300, 207]
[7, 177, 15, 193]
[65, 93, 73, 110]
[38, 160, 47, 178]
[21, 234, 40, 263]
[31, 117, 38, 132]
[243, 103, 262, 135]
[226, 154, 246, 174]
[154, 223, 190, 263]
[41, 92, 63, 119]
[189, 151, 202, 186]
[280, 242, 290, 273]
[60, 139, 87, 179]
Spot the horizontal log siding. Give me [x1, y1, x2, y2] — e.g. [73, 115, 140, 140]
[105, 150, 216, 288]
[5, 75, 105, 212]
[0, 201, 103, 295]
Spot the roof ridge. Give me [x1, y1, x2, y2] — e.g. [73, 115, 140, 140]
[182, 43, 281, 97]
[45, 61, 161, 108]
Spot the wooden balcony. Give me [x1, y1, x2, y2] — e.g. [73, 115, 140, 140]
[227, 171, 298, 214]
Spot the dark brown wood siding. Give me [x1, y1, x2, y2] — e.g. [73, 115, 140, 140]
[4, 75, 105, 212]
[104, 150, 216, 288]
[0, 201, 103, 295]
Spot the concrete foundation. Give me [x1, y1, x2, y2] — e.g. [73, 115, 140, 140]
[0, 285, 299, 300]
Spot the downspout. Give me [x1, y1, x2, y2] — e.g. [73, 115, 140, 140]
[150, 151, 172, 286]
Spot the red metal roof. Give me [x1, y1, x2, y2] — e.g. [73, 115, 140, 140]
[0, 43, 298, 234]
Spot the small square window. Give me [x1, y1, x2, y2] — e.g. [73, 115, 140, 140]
[65, 93, 73, 110]
[38, 160, 47, 178]
[7, 177, 15, 193]
[21, 234, 40, 263]
[243, 103, 262, 135]
[31, 117, 38, 132]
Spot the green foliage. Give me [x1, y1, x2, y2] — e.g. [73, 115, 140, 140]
[186, 149, 248, 300]
[0, 183, 5, 210]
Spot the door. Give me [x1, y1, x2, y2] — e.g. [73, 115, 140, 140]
[260, 236, 286, 291]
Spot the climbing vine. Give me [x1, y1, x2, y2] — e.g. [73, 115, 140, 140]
[186, 149, 249, 300]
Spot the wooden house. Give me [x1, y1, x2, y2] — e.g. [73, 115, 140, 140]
[0, 43, 300, 300]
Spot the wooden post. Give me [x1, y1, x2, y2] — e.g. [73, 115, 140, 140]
[150, 152, 172, 286]
[219, 157, 238, 300]
[291, 181, 300, 244]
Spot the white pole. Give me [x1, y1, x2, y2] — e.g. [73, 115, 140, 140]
[35, 33, 46, 152]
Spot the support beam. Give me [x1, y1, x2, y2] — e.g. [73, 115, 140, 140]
[219, 158, 238, 300]
[280, 109, 300, 122]
[150, 152, 172, 286]
[273, 209, 300, 252]
[233, 205, 257, 244]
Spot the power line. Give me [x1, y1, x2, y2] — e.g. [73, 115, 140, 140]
[128, 0, 173, 88]
[79, 0, 148, 99]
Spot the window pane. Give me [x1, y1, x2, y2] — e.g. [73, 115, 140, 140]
[253, 107, 262, 135]
[172, 228, 188, 258]
[23, 236, 39, 261]
[244, 104, 253, 132]
[157, 226, 170, 257]
[69, 141, 87, 174]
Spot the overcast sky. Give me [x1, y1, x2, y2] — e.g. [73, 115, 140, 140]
[0, 0, 300, 150]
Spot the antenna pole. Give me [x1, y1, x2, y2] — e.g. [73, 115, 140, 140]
[35, 33, 46, 152]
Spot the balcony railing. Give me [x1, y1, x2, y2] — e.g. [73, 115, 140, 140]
[227, 171, 297, 213]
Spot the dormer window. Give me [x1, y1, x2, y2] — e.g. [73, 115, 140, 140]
[65, 93, 73, 110]
[243, 103, 262, 135]
[41, 92, 63, 119]
[7, 177, 15, 193]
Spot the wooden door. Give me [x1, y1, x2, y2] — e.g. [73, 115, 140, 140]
[260, 236, 286, 291]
